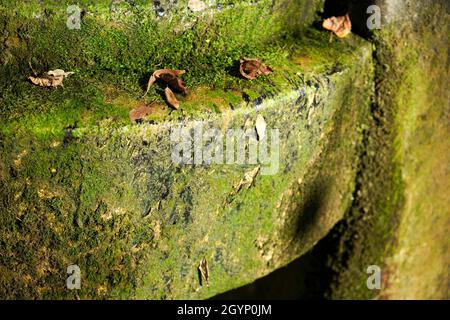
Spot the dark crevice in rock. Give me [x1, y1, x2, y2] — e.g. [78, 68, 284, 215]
[213, 229, 337, 299]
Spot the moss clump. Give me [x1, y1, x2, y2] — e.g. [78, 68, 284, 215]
[1, 12, 363, 142]
[0, 0, 323, 119]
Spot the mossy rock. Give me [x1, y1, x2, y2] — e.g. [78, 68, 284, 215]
[0, 0, 376, 299]
[320, 0, 450, 300]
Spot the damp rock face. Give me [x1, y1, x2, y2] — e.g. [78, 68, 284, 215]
[8, 0, 449, 300]
[316, 0, 450, 300]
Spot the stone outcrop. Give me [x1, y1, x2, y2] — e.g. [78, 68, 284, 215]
[0, 0, 447, 300]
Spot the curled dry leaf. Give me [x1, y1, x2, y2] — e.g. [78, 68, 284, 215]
[144, 69, 186, 96]
[322, 14, 352, 38]
[234, 166, 260, 193]
[164, 87, 180, 109]
[129, 104, 153, 122]
[243, 166, 261, 186]
[29, 75, 64, 88]
[47, 69, 74, 77]
[188, 0, 207, 12]
[168, 77, 188, 94]
[145, 74, 157, 95]
[255, 114, 267, 141]
[28, 68, 74, 88]
[239, 57, 273, 80]
[225, 165, 260, 204]
[198, 258, 209, 286]
[154, 69, 186, 80]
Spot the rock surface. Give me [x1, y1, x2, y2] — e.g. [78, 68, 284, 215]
[0, 0, 447, 300]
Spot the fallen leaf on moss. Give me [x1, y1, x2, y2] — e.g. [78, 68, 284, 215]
[234, 166, 260, 193]
[29, 75, 64, 88]
[198, 258, 209, 286]
[28, 68, 74, 88]
[322, 14, 352, 38]
[168, 77, 188, 94]
[47, 69, 75, 77]
[144, 69, 186, 96]
[239, 57, 273, 80]
[255, 115, 267, 141]
[145, 74, 157, 95]
[225, 165, 261, 204]
[129, 104, 153, 122]
[165, 87, 180, 109]
[154, 69, 186, 80]
[188, 0, 207, 12]
[144, 69, 186, 109]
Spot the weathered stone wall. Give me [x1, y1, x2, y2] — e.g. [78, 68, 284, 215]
[210, 0, 449, 300]
[0, 0, 447, 300]
[0, 0, 374, 299]
[319, 0, 450, 300]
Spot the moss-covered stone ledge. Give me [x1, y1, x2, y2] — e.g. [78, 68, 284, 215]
[0, 0, 374, 299]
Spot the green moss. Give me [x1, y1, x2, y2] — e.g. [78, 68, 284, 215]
[1, 25, 363, 142]
[324, 1, 449, 300]
[0, 41, 374, 298]
[0, 1, 343, 134]
[0, 0, 379, 300]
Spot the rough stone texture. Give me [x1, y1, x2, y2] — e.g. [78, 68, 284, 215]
[210, 0, 449, 300]
[0, 44, 373, 299]
[321, 0, 450, 300]
[1, 0, 447, 300]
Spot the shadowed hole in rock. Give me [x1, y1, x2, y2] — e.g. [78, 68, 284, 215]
[212, 224, 340, 300]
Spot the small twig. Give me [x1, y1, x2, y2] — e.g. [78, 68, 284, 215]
[146, 98, 157, 106]
[198, 258, 209, 287]
[28, 60, 38, 76]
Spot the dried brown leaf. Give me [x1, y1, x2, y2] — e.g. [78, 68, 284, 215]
[234, 166, 260, 193]
[154, 69, 186, 79]
[168, 77, 188, 94]
[164, 87, 180, 109]
[322, 14, 352, 38]
[29, 75, 64, 88]
[47, 69, 74, 77]
[239, 58, 273, 80]
[255, 115, 267, 141]
[129, 104, 152, 122]
[144, 69, 186, 96]
[198, 258, 209, 286]
[144, 75, 157, 96]
[224, 165, 261, 204]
